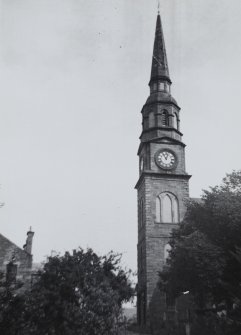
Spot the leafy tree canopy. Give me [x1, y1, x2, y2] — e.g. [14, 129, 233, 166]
[160, 170, 241, 313]
[0, 248, 134, 335]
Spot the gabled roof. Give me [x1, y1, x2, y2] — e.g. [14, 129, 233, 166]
[0, 233, 29, 266]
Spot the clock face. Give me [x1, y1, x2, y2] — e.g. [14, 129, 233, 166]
[155, 150, 176, 170]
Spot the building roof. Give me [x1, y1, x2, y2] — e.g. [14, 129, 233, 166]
[0, 233, 32, 271]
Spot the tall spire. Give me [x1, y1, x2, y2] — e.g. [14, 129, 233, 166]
[150, 13, 170, 85]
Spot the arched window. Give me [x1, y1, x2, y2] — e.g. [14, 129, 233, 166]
[172, 197, 179, 223]
[149, 112, 155, 128]
[156, 113, 162, 127]
[143, 116, 148, 130]
[158, 82, 165, 91]
[140, 157, 144, 173]
[173, 113, 178, 129]
[155, 197, 161, 223]
[161, 110, 169, 126]
[155, 192, 179, 224]
[162, 194, 172, 223]
[139, 199, 144, 228]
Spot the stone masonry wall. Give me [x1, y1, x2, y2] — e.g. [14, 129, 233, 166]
[0, 234, 33, 283]
[144, 176, 189, 306]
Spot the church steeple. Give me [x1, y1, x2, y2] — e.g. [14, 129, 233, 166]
[146, 12, 174, 103]
[136, 10, 191, 330]
[149, 13, 171, 86]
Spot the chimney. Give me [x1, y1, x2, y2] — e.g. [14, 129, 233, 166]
[23, 227, 34, 255]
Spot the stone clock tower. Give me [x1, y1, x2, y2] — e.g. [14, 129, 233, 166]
[135, 13, 191, 328]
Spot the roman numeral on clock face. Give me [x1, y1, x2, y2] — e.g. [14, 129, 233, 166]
[155, 150, 176, 170]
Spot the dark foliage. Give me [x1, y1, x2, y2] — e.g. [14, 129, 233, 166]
[0, 248, 134, 335]
[159, 171, 241, 334]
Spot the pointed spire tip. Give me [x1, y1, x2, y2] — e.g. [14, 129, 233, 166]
[157, 0, 160, 15]
[150, 5, 171, 84]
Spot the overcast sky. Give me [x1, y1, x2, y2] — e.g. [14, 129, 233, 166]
[0, 0, 241, 272]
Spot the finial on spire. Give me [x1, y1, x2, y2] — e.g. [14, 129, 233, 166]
[157, 0, 160, 14]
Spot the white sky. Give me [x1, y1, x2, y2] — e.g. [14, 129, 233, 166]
[0, 0, 241, 272]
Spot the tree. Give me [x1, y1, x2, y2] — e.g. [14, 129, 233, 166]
[0, 248, 134, 335]
[0, 265, 26, 334]
[159, 171, 241, 333]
